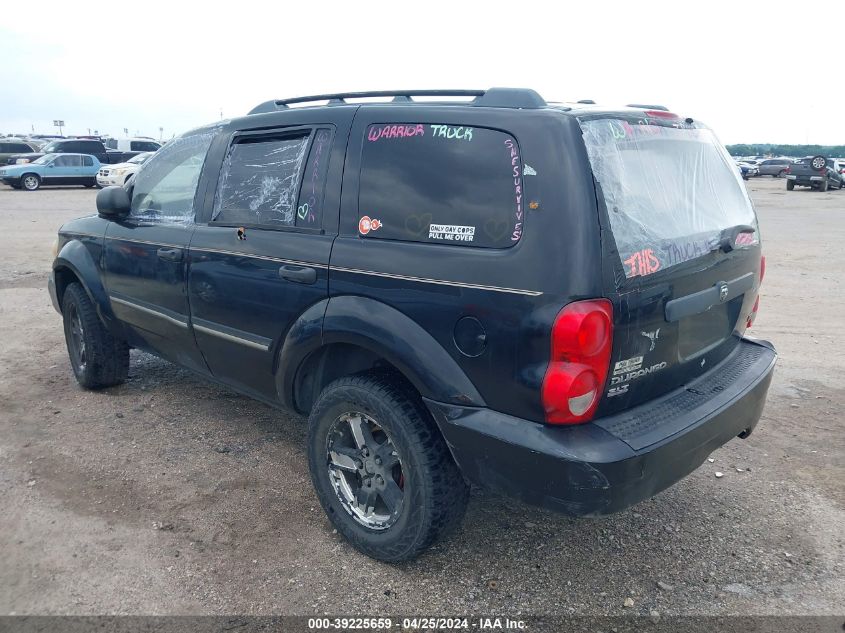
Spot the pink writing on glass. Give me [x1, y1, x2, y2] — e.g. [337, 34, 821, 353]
[367, 124, 426, 142]
[302, 129, 329, 223]
[504, 138, 523, 241]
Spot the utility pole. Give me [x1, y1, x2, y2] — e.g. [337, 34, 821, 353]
[159, 126, 164, 141]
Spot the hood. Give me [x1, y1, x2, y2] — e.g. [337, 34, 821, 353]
[6, 152, 44, 164]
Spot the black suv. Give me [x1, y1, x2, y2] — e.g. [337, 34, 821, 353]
[49, 88, 777, 561]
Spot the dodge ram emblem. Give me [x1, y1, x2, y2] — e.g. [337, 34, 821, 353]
[719, 283, 729, 302]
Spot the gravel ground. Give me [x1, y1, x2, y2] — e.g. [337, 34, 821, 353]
[0, 178, 842, 616]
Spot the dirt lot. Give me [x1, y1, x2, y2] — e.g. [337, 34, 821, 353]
[0, 178, 843, 617]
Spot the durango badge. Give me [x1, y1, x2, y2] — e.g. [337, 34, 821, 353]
[358, 216, 382, 235]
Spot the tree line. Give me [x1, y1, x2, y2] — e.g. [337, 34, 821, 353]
[727, 144, 845, 157]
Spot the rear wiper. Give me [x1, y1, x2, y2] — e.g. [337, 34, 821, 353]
[713, 224, 756, 253]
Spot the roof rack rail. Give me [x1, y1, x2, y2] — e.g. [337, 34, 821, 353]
[626, 103, 670, 111]
[576, 99, 596, 104]
[248, 88, 546, 115]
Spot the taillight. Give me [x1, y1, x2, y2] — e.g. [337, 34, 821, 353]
[747, 255, 765, 329]
[542, 299, 613, 424]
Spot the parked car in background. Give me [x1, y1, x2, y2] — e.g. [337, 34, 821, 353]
[756, 158, 793, 177]
[0, 153, 100, 190]
[104, 138, 162, 152]
[6, 138, 140, 166]
[96, 152, 154, 187]
[736, 161, 759, 180]
[0, 139, 38, 164]
[786, 156, 844, 191]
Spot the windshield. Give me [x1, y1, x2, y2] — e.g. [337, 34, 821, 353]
[581, 119, 758, 278]
[128, 152, 152, 164]
[33, 154, 56, 165]
[41, 142, 61, 153]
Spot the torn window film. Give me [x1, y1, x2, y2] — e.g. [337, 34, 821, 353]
[213, 135, 309, 226]
[130, 132, 214, 224]
[580, 119, 758, 278]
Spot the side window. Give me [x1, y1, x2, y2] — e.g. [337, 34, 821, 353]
[295, 128, 332, 227]
[105, 139, 117, 149]
[359, 124, 523, 247]
[130, 132, 214, 223]
[212, 133, 310, 226]
[55, 155, 81, 167]
[82, 155, 94, 167]
[131, 141, 160, 152]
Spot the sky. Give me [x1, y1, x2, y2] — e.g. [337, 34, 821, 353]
[1, 0, 841, 146]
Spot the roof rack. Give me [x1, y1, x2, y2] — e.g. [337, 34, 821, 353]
[626, 103, 670, 111]
[248, 88, 547, 115]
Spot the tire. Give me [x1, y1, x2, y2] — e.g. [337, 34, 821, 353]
[21, 173, 40, 191]
[786, 180, 795, 191]
[810, 155, 826, 170]
[777, 170, 786, 178]
[820, 179, 828, 192]
[62, 282, 129, 389]
[124, 174, 133, 185]
[307, 371, 469, 562]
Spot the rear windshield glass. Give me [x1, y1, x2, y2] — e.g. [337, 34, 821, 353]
[581, 119, 758, 278]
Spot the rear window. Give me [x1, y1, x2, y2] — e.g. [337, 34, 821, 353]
[359, 124, 524, 248]
[581, 119, 758, 278]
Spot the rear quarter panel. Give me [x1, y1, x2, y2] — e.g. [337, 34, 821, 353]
[330, 106, 602, 422]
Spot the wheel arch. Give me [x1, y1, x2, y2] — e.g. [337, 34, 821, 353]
[53, 240, 116, 327]
[276, 296, 485, 414]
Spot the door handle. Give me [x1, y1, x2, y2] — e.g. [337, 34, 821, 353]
[278, 265, 317, 285]
[157, 247, 183, 262]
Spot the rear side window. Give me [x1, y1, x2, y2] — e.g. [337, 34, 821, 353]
[295, 128, 332, 228]
[212, 134, 310, 226]
[82, 155, 94, 166]
[359, 124, 524, 247]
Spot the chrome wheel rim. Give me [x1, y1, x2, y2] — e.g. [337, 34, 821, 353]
[23, 176, 38, 190]
[326, 411, 404, 530]
[67, 304, 86, 372]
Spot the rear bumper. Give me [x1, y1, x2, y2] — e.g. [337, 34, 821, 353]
[426, 337, 777, 516]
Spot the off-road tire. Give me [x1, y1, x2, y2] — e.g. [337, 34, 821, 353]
[62, 282, 129, 389]
[786, 180, 795, 191]
[307, 371, 469, 562]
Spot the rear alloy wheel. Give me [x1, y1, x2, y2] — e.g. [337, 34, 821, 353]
[22, 174, 40, 191]
[777, 170, 786, 178]
[307, 372, 469, 562]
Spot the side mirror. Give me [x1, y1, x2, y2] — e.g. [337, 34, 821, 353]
[96, 186, 131, 219]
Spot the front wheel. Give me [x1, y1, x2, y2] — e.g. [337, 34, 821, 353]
[62, 282, 129, 389]
[21, 173, 40, 191]
[786, 180, 795, 190]
[307, 372, 469, 562]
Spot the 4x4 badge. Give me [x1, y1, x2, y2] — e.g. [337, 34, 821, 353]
[718, 282, 729, 302]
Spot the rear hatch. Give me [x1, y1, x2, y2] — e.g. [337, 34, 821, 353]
[578, 113, 763, 415]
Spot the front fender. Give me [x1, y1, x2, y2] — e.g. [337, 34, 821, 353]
[53, 239, 115, 326]
[320, 296, 484, 407]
